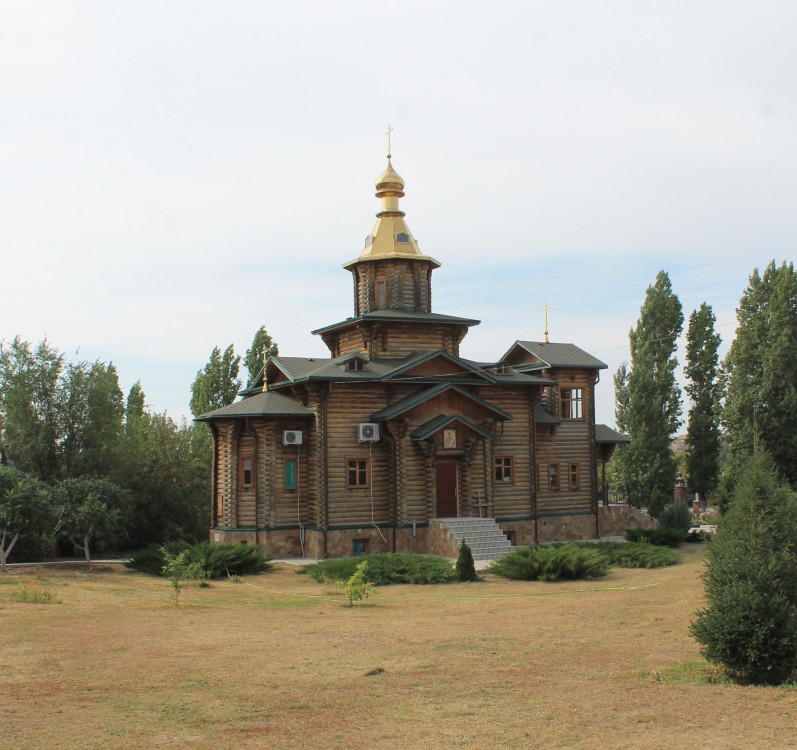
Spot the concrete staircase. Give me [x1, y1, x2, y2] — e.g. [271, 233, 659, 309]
[435, 517, 514, 561]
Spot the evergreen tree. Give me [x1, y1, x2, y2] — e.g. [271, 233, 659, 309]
[455, 538, 478, 582]
[684, 303, 722, 501]
[244, 326, 279, 387]
[723, 261, 797, 490]
[610, 272, 683, 506]
[691, 449, 797, 684]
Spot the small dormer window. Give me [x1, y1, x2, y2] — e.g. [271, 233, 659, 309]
[364, 234, 374, 248]
[396, 232, 410, 243]
[345, 359, 365, 371]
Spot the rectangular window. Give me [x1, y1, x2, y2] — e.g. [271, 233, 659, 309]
[352, 538, 369, 556]
[375, 280, 386, 309]
[549, 463, 559, 491]
[569, 462, 580, 490]
[560, 388, 583, 419]
[239, 455, 254, 488]
[346, 458, 371, 488]
[284, 459, 297, 491]
[494, 455, 514, 483]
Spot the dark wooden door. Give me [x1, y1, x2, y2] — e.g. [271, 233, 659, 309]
[436, 461, 458, 517]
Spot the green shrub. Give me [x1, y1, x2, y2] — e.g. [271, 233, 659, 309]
[658, 502, 693, 531]
[127, 542, 270, 578]
[488, 544, 609, 582]
[691, 450, 797, 685]
[586, 541, 679, 568]
[303, 553, 455, 585]
[455, 539, 478, 582]
[626, 527, 687, 547]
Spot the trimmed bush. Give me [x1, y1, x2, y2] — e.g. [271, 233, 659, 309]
[127, 542, 270, 578]
[626, 526, 687, 547]
[455, 539, 479, 582]
[488, 544, 609, 582]
[658, 502, 693, 531]
[303, 553, 455, 585]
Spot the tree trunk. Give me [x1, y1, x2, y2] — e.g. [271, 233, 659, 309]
[84, 535, 91, 564]
[1, 531, 20, 574]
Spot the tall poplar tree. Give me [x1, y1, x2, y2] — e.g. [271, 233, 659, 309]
[723, 261, 797, 490]
[684, 303, 722, 501]
[244, 326, 279, 387]
[611, 271, 683, 506]
[189, 345, 241, 417]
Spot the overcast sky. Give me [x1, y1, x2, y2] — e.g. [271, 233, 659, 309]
[2, 1, 795, 428]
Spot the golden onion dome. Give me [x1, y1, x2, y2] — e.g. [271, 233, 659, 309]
[375, 158, 405, 192]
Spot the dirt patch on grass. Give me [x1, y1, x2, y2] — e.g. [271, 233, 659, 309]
[1, 547, 794, 749]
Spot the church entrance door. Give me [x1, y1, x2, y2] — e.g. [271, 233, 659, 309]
[436, 460, 459, 517]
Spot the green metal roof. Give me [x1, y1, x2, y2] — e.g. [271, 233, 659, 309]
[503, 341, 607, 370]
[410, 414, 492, 441]
[594, 424, 630, 444]
[534, 403, 560, 426]
[195, 391, 315, 421]
[370, 383, 512, 422]
[312, 309, 480, 336]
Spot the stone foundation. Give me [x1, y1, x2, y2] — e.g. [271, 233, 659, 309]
[427, 520, 459, 557]
[598, 504, 655, 537]
[536, 513, 599, 543]
[498, 520, 536, 546]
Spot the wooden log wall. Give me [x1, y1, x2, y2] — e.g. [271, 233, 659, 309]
[325, 383, 392, 526]
[353, 259, 434, 315]
[480, 386, 536, 518]
[535, 369, 596, 515]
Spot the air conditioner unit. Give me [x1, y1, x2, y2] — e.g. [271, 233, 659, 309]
[283, 430, 303, 446]
[358, 423, 380, 442]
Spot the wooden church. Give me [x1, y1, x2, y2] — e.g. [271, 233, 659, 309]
[198, 151, 630, 558]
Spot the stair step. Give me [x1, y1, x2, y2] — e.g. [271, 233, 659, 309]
[433, 517, 515, 561]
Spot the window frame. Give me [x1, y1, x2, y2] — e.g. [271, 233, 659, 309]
[346, 457, 371, 489]
[284, 458, 297, 492]
[375, 280, 386, 309]
[494, 455, 515, 483]
[548, 463, 559, 491]
[560, 387, 584, 420]
[238, 454, 255, 489]
[569, 462, 580, 490]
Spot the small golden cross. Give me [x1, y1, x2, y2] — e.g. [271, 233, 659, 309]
[261, 346, 269, 392]
[543, 302, 550, 344]
[386, 124, 393, 158]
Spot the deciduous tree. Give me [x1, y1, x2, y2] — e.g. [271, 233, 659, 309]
[0, 466, 52, 573]
[684, 303, 722, 501]
[610, 272, 683, 505]
[244, 326, 279, 387]
[723, 261, 797, 490]
[55, 477, 130, 563]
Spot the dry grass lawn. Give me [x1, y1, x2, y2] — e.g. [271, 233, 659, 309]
[1, 546, 794, 749]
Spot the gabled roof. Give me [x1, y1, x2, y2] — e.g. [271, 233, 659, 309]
[370, 384, 512, 422]
[196, 391, 315, 421]
[502, 341, 607, 370]
[595, 424, 630, 444]
[312, 309, 479, 336]
[410, 414, 491, 441]
[384, 350, 495, 383]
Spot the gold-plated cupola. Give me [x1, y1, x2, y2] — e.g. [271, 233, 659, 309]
[343, 155, 440, 270]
